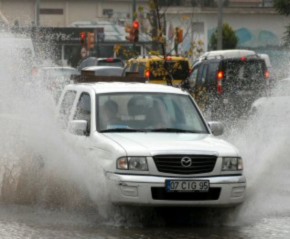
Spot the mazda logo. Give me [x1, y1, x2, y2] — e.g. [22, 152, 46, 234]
[180, 157, 192, 167]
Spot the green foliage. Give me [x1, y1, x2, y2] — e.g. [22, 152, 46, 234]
[274, 0, 290, 46]
[210, 23, 238, 50]
[274, 0, 290, 16]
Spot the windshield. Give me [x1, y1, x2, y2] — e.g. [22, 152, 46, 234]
[149, 60, 189, 80]
[222, 59, 266, 91]
[97, 93, 208, 133]
[97, 59, 124, 67]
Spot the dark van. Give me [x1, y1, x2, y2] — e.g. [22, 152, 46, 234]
[184, 50, 270, 120]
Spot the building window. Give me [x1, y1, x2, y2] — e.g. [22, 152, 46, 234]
[103, 9, 113, 18]
[159, 0, 185, 6]
[40, 9, 64, 15]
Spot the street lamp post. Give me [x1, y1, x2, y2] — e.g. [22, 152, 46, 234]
[35, 0, 40, 27]
[217, 0, 223, 50]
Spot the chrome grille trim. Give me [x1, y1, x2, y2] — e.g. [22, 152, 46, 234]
[153, 155, 217, 174]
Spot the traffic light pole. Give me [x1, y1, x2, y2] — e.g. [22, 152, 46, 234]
[217, 0, 223, 50]
[132, 0, 137, 52]
[35, 0, 40, 27]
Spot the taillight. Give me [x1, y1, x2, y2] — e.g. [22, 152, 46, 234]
[106, 58, 114, 62]
[145, 70, 150, 79]
[217, 71, 224, 95]
[265, 70, 270, 79]
[241, 57, 247, 62]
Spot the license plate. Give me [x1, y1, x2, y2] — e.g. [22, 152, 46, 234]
[165, 180, 210, 192]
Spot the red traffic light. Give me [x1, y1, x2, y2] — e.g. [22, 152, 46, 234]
[80, 32, 87, 46]
[133, 21, 139, 30]
[80, 32, 86, 40]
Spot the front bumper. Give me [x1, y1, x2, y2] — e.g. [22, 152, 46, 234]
[105, 173, 246, 207]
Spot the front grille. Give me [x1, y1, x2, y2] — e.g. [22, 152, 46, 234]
[153, 155, 217, 174]
[151, 187, 221, 201]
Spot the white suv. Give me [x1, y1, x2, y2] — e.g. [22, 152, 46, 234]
[57, 82, 246, 207]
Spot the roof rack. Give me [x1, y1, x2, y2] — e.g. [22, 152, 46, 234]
[70, 74, 146, 84]
[199, 49, 258, 61]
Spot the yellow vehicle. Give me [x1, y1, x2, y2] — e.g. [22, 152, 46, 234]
[124, 55, 190, 86]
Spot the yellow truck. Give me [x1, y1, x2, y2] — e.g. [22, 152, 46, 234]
[124, 55, 190, 86]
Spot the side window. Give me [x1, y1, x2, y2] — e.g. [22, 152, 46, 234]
[196, 64, 206, 86]
[130, 63, 138, 72]
[207, 62, 219, 85]
[138, 63, 146, 76]
[200, 64, 208, 85]
[188, 65, 199, 88]
[74, 93, 91, 122]
[58, 90, 77, 129]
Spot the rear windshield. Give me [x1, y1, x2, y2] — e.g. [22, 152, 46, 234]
[97, 59, 124, 67]
[222, 59, 266, 90]
[149, 60, 189, 80]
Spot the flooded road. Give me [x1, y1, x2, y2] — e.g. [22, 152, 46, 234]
[1, 33, 290, 238]
[0, 205, 289, 238]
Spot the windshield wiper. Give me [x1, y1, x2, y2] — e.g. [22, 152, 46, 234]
[100, 128, 146, 133]
[147, 128, 205, 133]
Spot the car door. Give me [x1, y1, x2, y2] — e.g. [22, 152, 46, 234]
[194, 62, 209, 111]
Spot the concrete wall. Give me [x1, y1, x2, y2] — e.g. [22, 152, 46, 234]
[166, 8, 289, 54]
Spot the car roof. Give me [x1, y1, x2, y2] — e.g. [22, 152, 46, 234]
[200, 49, 256, 59]
[82, 66, 123, 71]
[65, 82, 188, 95]
[128, 55, 188, 62]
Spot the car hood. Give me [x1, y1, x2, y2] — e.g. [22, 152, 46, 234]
[103, 133, 238, 156]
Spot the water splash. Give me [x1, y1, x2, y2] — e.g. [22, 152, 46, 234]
[0, 31, 110, 220]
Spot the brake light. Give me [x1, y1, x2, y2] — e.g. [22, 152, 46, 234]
[145, 70, 150, 79]
[241, 57, 247, 62]
[106, 58, 114, 62]
[166, 56, 172, 61]
[217, 71, 224, 80]
[217, 71, 224, 95]
[265, 70, 270, 79]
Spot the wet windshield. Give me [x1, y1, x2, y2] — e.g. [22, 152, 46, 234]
[223, 59, 266, 91]
[150, 60, 189, 80]
[97, 93, 208, 133]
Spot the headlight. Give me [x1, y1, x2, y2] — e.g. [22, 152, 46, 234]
[117, 157, 148, 171]
[222, 157, 243, 171]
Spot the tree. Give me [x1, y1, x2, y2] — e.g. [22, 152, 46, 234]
[210, 23, 238, 50]
[274, 0, 290, 46]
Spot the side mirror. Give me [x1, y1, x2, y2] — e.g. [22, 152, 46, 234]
[68, 120, 88, 136]
[208, 121, 224, 136]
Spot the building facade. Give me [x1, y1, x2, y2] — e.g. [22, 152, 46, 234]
[1, 0, 289, 67]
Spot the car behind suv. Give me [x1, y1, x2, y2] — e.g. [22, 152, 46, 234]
[184, 50, 270, 120]
[56, 80, 246, 207]
[77, 57, 124, 71]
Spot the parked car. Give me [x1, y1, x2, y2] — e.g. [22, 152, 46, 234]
[56, 80, 246, 207]
[77, 57, 124, 71]
[81, 66, 124, 77]
[250, 76, 290, 115]
[183, 49, 270, 120]
[33, 66, 79, 101]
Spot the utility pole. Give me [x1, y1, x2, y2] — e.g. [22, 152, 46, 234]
[132, 0, 137, 52]
[217, 0, 223, 50]
[35, 0, 40, 27]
